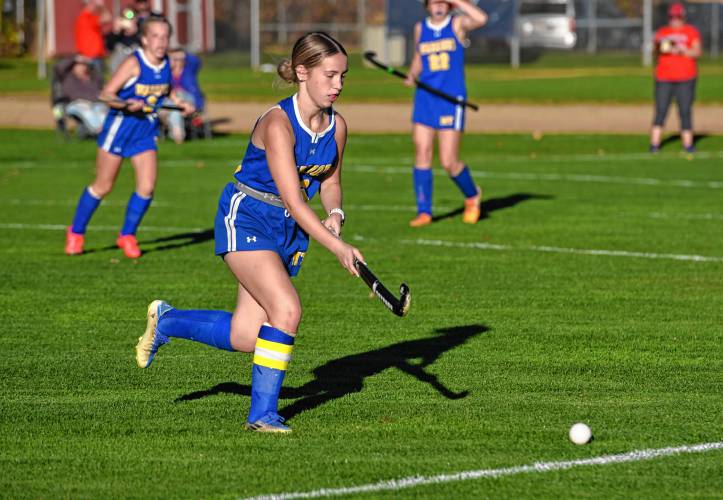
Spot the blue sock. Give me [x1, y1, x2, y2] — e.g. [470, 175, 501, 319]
[157, 308, 234, 351]
[413, 167, 433, 215]
[120, 192, 152, 236]
[71, 187, 102, 234]
[248, 325, 295, 423]
[451, 166, 478, 198]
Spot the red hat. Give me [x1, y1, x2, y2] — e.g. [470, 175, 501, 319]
[668, 2, 686, 18]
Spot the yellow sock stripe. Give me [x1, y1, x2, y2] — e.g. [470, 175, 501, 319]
[253, 353, 289, 371]
[256, 338, 293, 355]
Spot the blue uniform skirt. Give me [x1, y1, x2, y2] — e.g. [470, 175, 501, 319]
[214, 182, 309, 277]
[97, 112, 160, 158]
[412, 87, 466, 131]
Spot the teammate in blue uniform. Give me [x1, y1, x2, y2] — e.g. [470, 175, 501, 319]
[135, 33, 364, 433]
[406, 0, 487, 227]
[65, 16, 193, 258]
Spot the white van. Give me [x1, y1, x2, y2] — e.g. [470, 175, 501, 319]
[518, 0, 577, 49]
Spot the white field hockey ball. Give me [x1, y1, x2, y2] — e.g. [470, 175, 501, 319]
[569, 422, 592, 445]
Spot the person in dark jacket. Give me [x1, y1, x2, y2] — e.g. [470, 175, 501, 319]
[164, 48, 206, 143]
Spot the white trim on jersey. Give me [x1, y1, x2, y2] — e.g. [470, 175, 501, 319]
[136, 48, 168, 72]
[101, 115, 124, 152]
[292, 93, 335, 143]
[224, 191, 246, 252]
[454, 103, 463, 131]
[123, 76, 138, 89]
[425, 15, 452, 31]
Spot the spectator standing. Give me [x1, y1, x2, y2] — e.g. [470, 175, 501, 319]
[53, 55, 109, 136]
[106, 8, 141, 73]
[650, 2, 702, 153]
[75, 0, 112, 77]
[106, 0, 163, 73]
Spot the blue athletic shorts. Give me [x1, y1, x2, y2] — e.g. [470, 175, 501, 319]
[97, 112, 159, 158]
[412, 88, 466, 131]
[214, 182, 309, 277]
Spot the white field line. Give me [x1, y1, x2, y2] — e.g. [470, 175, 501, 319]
[346, 165, 723, 190]
[348, 150, 723, 164]
[402, 238, 723, 263]
[3, 150, 723, 169]
[0, 199, 423, 212]
[1, 198, 172, 208]
[3, 224, 721, 263]
[3, 199, 722, 222]
[0, 223, 206, 233]
[242, 441, 723, 500]
[4, 198, 722, 222]
[3, 156, 722, 189]
[648, 211, 723, 221]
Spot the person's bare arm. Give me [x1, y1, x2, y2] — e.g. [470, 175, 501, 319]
[405, 23, 423, 87]
[260, 111, 364, 275]
[99, 56, 144, 112]
[451, 0, 488, 39]
[681, 38, 702, 58]
[318, 114, 347, 236]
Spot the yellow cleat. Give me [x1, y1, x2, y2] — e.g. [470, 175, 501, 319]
[135, 300, 171, 368]
[245, 414, 292, 433]
[462, 186, 482, 224]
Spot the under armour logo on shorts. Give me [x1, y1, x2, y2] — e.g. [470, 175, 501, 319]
[246, 236, 257, 243]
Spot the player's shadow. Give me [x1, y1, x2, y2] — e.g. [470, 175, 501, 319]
[140, 228, 214, 254]
[432, 192, 553, 223]
[80, 228, 214, 255]
[176, 324, 488, 419]
[658, 133, 708, 150]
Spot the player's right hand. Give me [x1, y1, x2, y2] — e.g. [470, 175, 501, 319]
[333, 241, 364, 277]
[404, 75, 415, 87]
[125, 99, 145, 112]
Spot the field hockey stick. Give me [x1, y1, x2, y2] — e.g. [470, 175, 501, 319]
[354, 258, 411, 317]
[102, 98, 185, 112]
[362, 51, 479, 111]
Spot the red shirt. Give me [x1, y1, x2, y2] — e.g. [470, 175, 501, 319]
[75, 10, 106, 58]
[654, 24, 700, 81]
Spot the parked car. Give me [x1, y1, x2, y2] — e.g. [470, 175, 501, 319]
[518, 0, 577, 49]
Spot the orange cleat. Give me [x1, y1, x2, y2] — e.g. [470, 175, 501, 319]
[117, 234, 142, 259]
[462, 187, 482, 224]
[409, 213, 433, 228]
[65, 227, 85, 255]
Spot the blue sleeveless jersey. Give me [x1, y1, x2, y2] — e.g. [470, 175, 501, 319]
[412, 15, 467, 130]
[233, 94, 337, 200]
[97, 49, 171, 157]
[215, 94, 336, 276]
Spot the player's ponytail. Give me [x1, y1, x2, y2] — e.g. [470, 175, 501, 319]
[277, 32, 347, 84]
[276, 59, 296, 84]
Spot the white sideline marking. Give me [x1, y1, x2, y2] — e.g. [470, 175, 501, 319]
[348, 150, 723, 165]
[0, 223, 206, 233]
[403, 238, 723, 263]
[648, 211, 723, 221]
[2, 224, 721, 263]
[346, 165, 723, 190]
[4, 157, 722, 189]
[243, 442, 723, 500]
[1, 198, 171, 208]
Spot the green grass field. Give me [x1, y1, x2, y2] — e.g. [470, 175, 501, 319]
[1, 130, 722, 498]
[3, 51, 723, 103]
